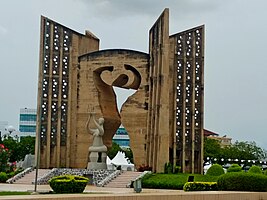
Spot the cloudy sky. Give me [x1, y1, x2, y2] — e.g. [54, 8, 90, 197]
[0, 0, 267, 148]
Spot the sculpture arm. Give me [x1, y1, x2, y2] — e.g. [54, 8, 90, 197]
[93, 118, 104, 136]
[86, 114, 94, 134]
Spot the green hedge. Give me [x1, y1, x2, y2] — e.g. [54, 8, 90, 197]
[183, 182, 217, 191]
[206, 164, 225, 176]
[217, 172, 267, 192]
[141, 173, 219, 190]
[248, 166, 262, 174]
[227, 164, 242, 173]
[49, 175, 89, 194]
[141, 173, 185, 189]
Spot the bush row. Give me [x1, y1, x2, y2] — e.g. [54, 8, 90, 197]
[217, 172, 267, 192]
[141, 173, 219, 190]
[0, 170, 21, 183]
[142, 163, 267, 192]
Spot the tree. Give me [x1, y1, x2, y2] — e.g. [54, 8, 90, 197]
[204, 138, 267, 165]
[1, 136, 35, 162]
[123, 148, 133, 163]
[1, 136, 19, 162]
[107, 142, 134, 163]
[221, 141, 267, 161]
[107, 142, 122, 159]
[18, 136, 35, 160]
[204, 138, 221, 161]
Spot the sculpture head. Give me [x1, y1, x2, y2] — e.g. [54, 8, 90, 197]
[98, 117, 104, 125]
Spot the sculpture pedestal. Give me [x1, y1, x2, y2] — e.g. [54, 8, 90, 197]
[87, 162, 107, 170]
[87, 147, 107, 170]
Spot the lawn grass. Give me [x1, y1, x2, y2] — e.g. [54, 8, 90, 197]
[142, 173, 219, 190]
[0, 191, 31, 196]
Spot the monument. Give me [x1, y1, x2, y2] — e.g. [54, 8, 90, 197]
[86, 111, 107, 169]
[36, 8, 204, 173]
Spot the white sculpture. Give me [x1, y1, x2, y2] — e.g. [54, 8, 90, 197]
[86, 111, 107, 169]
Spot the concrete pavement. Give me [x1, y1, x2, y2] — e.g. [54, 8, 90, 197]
[0, 183, 181, 194]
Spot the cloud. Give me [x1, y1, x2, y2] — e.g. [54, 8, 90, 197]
[0, 25, 7, 35]
[78, 0, 223, 19]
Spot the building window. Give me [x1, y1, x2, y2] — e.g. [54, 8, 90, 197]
[19, 125, 36, 132]
[20, 114, 37, 122]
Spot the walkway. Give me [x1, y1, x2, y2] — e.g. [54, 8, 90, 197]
[0, 183, 266, 200]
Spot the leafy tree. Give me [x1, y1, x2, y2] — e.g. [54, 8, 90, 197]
[107, 142, 134, 163]
[107, 142, 122, 159]
[1, 136, 35, 162]
[221, 141, 267, 161]
[18, 136, 35, 160]
[123, 148, 133, 163]
[204, 138, 267, 165]
[1, 136, 19, 162]
[204, 138, 221, 161]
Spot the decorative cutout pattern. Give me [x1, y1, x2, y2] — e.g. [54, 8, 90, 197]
[39, 18, 71, 147]
[175, 26, 204, 161]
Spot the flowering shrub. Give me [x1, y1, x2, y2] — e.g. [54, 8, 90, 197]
[0, 144, 11, 172]
[183, 182, 218, 191]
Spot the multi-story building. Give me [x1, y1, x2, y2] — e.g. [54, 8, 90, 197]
[112, 126, 130, 148]
[19, 108, 37, 137]
[204, 129, 232, 147]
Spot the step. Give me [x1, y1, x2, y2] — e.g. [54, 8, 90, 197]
[14, 169, 51, 184]
[104, 171, 143, 188]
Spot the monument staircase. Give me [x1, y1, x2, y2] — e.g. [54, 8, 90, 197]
[104, 171, 143, 188]
[13, 169, 51, 184]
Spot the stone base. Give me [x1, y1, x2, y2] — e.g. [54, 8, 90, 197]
[87, 162, 107, 170]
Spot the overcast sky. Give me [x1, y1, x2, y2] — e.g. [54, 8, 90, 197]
[0, 0, 267, 148]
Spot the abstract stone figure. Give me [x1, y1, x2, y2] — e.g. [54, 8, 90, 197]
[86, 112, 107, 169]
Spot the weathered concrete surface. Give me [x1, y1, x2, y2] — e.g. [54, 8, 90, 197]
[79, 49, 149, 168]
[37, 9, 204, 173]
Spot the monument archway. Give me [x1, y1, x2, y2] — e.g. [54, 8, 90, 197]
[77, 49, 149, 168]
[36, 8, 204, 173]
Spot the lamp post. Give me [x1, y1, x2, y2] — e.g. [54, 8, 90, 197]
[34, 124, 40, 193]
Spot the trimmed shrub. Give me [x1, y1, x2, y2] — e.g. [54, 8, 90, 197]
[264, 170, 267, 175]
[248, 165, 262, 174]
[206, 164, 225, 176]
[217, 172, 267, 192]
[227, 164, 242, 173]
[49, 175, 88, 194]
[0, 172, 8, 183]
[183, 182, 217, 191]
[141, 173, 219, 190]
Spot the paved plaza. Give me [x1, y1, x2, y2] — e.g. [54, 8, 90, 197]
[0, 183, 267, 200]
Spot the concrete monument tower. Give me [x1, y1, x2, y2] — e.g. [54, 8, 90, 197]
[36, 8, 204, 173]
